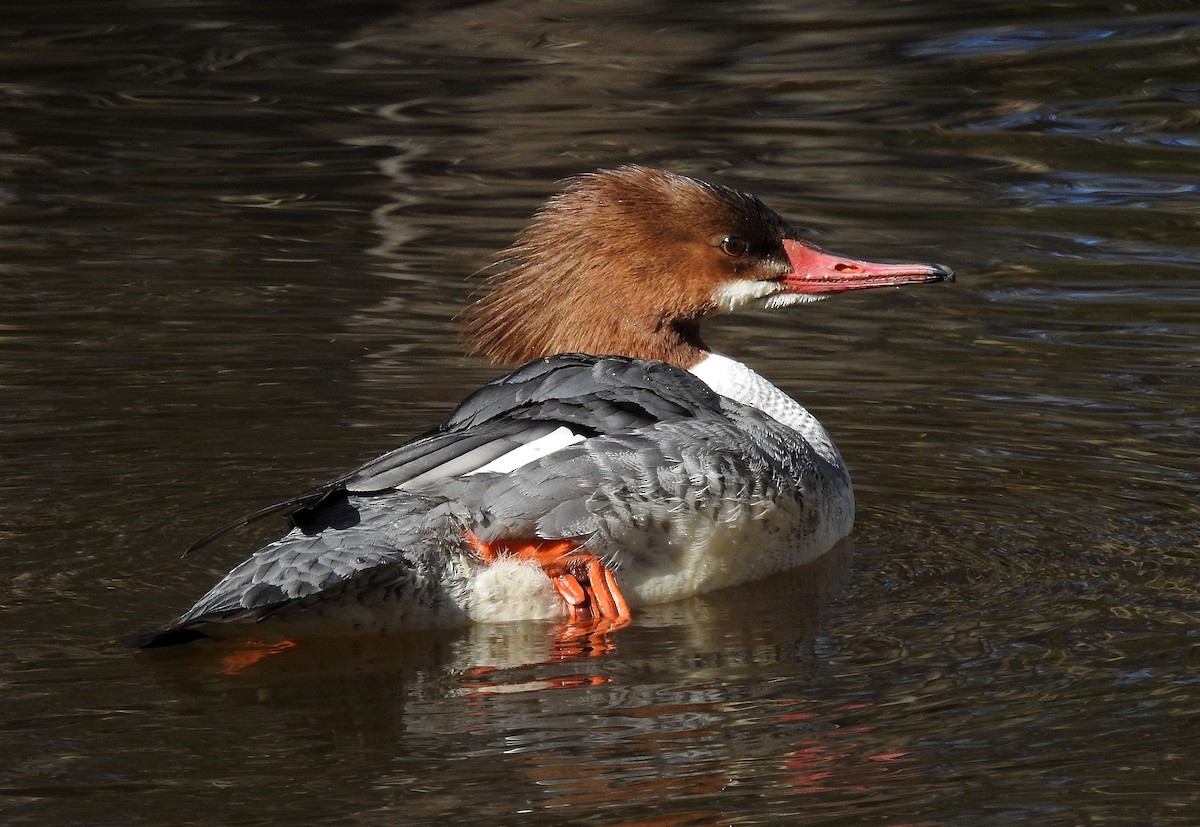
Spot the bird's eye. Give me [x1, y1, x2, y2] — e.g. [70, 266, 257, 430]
[719, 236, 748, 257]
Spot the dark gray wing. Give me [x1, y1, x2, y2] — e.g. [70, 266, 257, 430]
[184, 354, 729, 555]
[439, 354, 724, 433]
[338, 354, 727, 492]
[444, 402, 827, 564]
[143, 495, 474, 645]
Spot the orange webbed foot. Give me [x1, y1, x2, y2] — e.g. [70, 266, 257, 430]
[465, 531, 632, 631]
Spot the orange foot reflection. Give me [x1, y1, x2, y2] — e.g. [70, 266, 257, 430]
[550, 620, 620, 662]
[465, 531, 633, 632]
[220, 637, 299, 676]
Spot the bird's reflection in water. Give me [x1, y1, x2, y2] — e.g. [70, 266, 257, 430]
[138, 540, 921, 815]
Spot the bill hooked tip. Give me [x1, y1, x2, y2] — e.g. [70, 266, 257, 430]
[927, 262, 955, 283]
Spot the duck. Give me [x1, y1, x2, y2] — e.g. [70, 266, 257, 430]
[140, 165, 951, 647]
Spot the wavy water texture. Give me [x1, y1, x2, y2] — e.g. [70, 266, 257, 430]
[1, 1, 1198, 825]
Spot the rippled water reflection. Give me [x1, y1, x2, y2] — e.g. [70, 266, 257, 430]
[2, 1, 1198, 824]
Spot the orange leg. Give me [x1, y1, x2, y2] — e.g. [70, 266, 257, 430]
[464, 531, 632, 627]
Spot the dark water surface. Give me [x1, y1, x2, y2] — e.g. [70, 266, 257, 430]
[3, 1, 1198, 823]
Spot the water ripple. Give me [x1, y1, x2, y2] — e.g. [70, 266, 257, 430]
[908, 16, 1200, 59]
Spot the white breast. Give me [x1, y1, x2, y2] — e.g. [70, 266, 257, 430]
[687, 352, 846, 469]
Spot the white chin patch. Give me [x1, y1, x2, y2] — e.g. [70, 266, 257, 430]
[710, 279, 781, 312]
[711, 280, 826, 311]
[756, 292, 825, 309]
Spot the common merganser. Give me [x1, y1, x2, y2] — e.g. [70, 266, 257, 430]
[141, 166, 951, 647]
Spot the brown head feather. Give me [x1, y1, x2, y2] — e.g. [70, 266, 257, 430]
[461, 166, 795, 368]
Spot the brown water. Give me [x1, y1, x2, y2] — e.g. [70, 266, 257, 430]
[3, 1, 1198, 824]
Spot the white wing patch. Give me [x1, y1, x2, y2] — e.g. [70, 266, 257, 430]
[466, 425, 587, 475]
